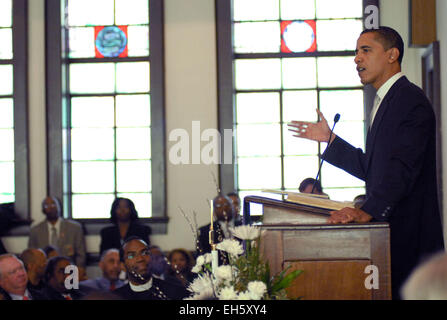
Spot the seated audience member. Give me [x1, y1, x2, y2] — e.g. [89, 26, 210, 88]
[299, 177, 328, 196]
[0, 254, 47, 300]
[353, 194, 367, 209]
[401, 252, 447, 300]
[166, 248, 196, 287]
[28, 196, 87, 269]
[80, 248, 124, 293]
[41, 256, 85, 300]
[42, 245, 59, 259]
[99, 198, 152, 255]
[197, 194, 242, 263]
[149, 245, 169, 280]
[19, 248, 47, 291]
[114, 236, 189, 300]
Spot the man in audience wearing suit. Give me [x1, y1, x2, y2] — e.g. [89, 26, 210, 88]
[20, 248, 47, 291]
[41, 256, 85, 300]
[114, 236, 189, 300]
[288, 26, 444, 299]
[197, 194, 243, 264]
[80, 248, 125, 293]
[28, 196, 87, 270]
[0, 254, 47, 300]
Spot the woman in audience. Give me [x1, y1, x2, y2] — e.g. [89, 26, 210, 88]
[166, 248, 196, 287]
[99, 198, 151, 254]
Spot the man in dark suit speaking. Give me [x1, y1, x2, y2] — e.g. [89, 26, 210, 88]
[288, 26, 444, 299]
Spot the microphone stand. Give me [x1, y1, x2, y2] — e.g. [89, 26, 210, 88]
[311, 113, 340, 194]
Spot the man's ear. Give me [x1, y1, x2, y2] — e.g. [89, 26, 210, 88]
[389, 47, 400, 63]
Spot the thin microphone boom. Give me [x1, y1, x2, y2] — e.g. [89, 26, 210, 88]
[311, 113, 341, 194]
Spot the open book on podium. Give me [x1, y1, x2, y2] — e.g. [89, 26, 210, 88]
[251, 190, 355, 224]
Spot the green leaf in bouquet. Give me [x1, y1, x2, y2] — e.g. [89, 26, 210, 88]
[271, 269, 302, 293]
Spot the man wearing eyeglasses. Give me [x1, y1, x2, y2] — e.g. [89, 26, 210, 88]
[114, 236, 189, 300]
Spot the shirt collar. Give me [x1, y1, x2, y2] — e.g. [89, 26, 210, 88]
[129, 277, 153, 292]
[376, 72, 404, 100]
[47, 218, 61, 233]
[9, 289, 30, 300]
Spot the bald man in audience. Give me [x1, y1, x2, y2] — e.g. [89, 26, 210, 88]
[401, 252, 447, 300]
[20, 248, 47, 291]
[80, 248, 125, 293]
[0, 254, 47, 300]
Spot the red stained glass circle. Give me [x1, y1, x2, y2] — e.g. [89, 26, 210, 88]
[281, 20, 317, 53]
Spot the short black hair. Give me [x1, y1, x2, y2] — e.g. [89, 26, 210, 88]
[361, 26, 404, 65]
[119, 236, 148, 262]
[42, 245, 59, 257]
[43, 256, 72, 284]
[110, 197, 139, 224]
[299, 178, 323, 193]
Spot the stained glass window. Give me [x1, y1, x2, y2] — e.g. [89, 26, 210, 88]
[0, 0, 14, 203]
[228, 0, 367, 205]
[64, 0, 154, 219]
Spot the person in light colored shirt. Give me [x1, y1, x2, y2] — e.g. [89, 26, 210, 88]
[80, 249, 125, 292]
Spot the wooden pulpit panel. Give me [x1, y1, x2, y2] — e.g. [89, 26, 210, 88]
[284, 260, 372, 300]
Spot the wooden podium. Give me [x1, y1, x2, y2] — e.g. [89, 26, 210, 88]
[244, 196, 391, 300]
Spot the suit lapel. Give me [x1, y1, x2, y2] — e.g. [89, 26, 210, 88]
[365, 76, 408, 172]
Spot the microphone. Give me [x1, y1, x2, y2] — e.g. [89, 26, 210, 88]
[311, 113, 341, 194]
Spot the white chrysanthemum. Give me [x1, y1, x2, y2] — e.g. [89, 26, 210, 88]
[237, 291, 253, 300]
[230, 225, 261, 240]
[247, 281, 267, 300]
[191, 253, 213, 273]
[184, 287, 215, 300]
[218, 286, 238, 300]
[203, 253, 212, 264]
[192, 255, 205, 273]
[216, 239, 243, 257]
[215, 265, 234, 282]
[187, 274, 214, 294]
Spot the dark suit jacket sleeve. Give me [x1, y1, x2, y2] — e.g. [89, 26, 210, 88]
[323, 135, 367, 181]
[360, 102, 434, 220]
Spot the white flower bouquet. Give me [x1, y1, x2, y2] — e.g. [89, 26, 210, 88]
[185, 225, 302, 300]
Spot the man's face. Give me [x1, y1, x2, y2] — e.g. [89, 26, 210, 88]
[214, 196, 233, 222]
[99, 251, 121, 282]
[42, 197, 60, 221]
[123, 240, 152, 284]
[354, 32, 393, 90]
[0, 257, 28, 295]
[49, 259, 71, 293]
